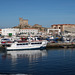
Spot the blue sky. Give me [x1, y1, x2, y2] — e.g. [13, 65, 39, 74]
[0, 0, 75, 28]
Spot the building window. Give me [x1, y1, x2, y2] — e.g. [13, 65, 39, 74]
[54, 27, 56, 29]
[59, 27, 61, 29]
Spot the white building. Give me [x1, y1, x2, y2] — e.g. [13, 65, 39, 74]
[20, 28, 39, 36]
[1, 28, 39, 37]
[2, 28, 20, 36]
[47, 28, 61, 35]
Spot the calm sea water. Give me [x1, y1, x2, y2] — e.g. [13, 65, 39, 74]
[0, 48, 75, 75]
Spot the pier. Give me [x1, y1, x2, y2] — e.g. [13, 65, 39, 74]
[46, 42, 75, 48]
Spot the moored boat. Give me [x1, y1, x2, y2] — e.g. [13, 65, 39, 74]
[6, 37, 48, 50]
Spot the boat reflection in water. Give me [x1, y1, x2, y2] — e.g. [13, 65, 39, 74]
[6, 50, 47, 62]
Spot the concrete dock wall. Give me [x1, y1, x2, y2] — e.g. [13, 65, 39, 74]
[46, 42, 75, 48]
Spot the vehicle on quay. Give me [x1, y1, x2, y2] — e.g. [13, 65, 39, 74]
[1, 38, 13, 47]
[1, 37, 22, 47]
[6, 37, 48, 50]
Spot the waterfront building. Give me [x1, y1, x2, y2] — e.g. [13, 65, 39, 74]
[37, 31, 46, 37]
[47, 28, 61, 36]
[51, 24, 75, 36]
[20, 28, 39, 36]
[32, 24, 47, 33]
[2, 28, 20, 36]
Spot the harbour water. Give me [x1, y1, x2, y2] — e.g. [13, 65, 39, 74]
[0, 48, 75, 75]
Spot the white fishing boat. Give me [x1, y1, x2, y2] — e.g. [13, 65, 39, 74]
[6, 37, 48, 50]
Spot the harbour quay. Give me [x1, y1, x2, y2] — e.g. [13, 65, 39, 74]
[46, 42, 75, 48]
[0, 42, 75, 49]
[1, 18, 75, 49]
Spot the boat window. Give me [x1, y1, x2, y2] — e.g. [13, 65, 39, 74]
[31, 42, 42, 44]
[17, 44, 23, 45]
[25, 43, 28, 45]
[17, 43, 28, 45]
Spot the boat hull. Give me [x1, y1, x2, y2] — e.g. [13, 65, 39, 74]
[6, 46, 46, 51]
[6, 40, 48, 51]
